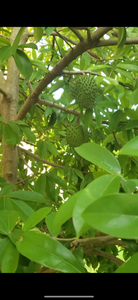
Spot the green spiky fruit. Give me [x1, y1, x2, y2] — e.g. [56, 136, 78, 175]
[66, 123, 89, 147]
[70, 75, 97, 109]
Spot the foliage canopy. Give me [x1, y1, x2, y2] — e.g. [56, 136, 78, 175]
[1, 27, 138, 273]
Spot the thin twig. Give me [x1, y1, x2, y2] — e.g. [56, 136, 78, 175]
[69, 27, 84, 41]
[54, 29, 73, 49]
[85, 248, 124, 266]
[18, 146, 65, 169]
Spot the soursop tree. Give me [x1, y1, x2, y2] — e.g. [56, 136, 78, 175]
[1, 27, 138, 283]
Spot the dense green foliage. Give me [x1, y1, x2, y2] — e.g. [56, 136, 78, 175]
[1, 27, 138, 273]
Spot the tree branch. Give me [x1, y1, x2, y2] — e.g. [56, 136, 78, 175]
[14, 27, 112, 121]
[18, 146, 64, 169]
[97, 37, 138, 47]
[85, 248, 124, 266]
[68, 27, 84, 41]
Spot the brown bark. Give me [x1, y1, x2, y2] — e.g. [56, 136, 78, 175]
[1, 27, 28, 183]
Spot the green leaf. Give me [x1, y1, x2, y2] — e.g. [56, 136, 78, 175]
[34, 174, 46, 194]
[119, 136, 138, 156]
[21, 126, 36, 143]
[31, 59, 47, 72]
[73, 174, 120, 237]
[34, 27, 43, 42]
[8, 121, 23, 143]
[18, 43, 38, 50]
[16, 231, 83, 273]
[53, 190, 82, 235]
[0, 237, 9, 264]
[1, 240, 19, 273]
[115, 68, 133, 81]
[0, 36, 10, 46]
[75, 142, 121, 174]
[0, 210, 19, 235]
[9, 229, 24, 245]
[14, 49, 33, 79]
[37, 140, 47, 159]
[74, 169, 84, 180]
[102, 76, 118, 86]
[23, 207, 51, 232]
[82, 193, 138, 239]
[10, 199, 34, 222]
[49, 80, 64, 94]
[11, 27, 26, 55]
[94, 106, 102, 127]
[87, 65, 111, 71]
[8, 191, 46, 203]
[82, 109, 93, 128]
[121, 178, 136, 193]
[117, 62, 138, 72]
[0, 184, 15, 197]
[117, 27, 127, 48]
[109, 110, 123, 132]
[125, 119, 138, 130]
[45, 212, 60, 236]
[45, 27, 56, 37]
[0, 46, 13, 65]
[46, 141, 57, 157]
[116, 252, 138, 273]
[128, 88, 138, 105]
[48, 171, 67, 190]
[3, 123, 17, 146]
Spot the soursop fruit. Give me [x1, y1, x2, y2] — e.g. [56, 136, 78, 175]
[66, 123, 89, 147]
[70, 75, 97, 109]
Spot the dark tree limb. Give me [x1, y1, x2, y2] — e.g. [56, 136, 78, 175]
[14, 27, 112, 121]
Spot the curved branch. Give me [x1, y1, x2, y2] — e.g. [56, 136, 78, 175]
[85, 248, 124, 266]
[14, 27, 112, 121]
[18, 146, 64, 169]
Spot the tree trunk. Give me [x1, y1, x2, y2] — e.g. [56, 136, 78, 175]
[1, 27, 28, 184]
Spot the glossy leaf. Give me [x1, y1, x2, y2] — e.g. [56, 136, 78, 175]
[10, 199, 34, 221]
[34, 27, 43, 42]
[82, 193, 138, 239]
[1, 240, 19, 273]
[0, 36, 10, 46]
[23, 207, 51, 232]
[16, 231, 83, 273]
[45, 212, 60, 237]
[116, 252, 138, 273]
[0, 210, 19, 235]
[53, 190, 83, 235]
[0, 184, 15, 197]
[0, 46, 13, 65]
[73, 174, 120, 237]
[109, 110, 123, 132]
[45, 27, 56, 37]
[37, 140, 47, 159]
[34, 174, 46, 194]
[46, 141, 57, 157]
[11, 27, 25, 55]
[14, 49, 33, 79]
[3, 123, 17, 146]
[117, 27, 126, 48]
[8, 190, 46, 203]
[75, 142, 121, 174]
[121, 178, 136, 193]
[119, 136, 138, 156]
[18, 43, 38, 50]
[21, 125, 36, 143]
[0, 237, 9, 264]
[117, 62, 138, 72]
